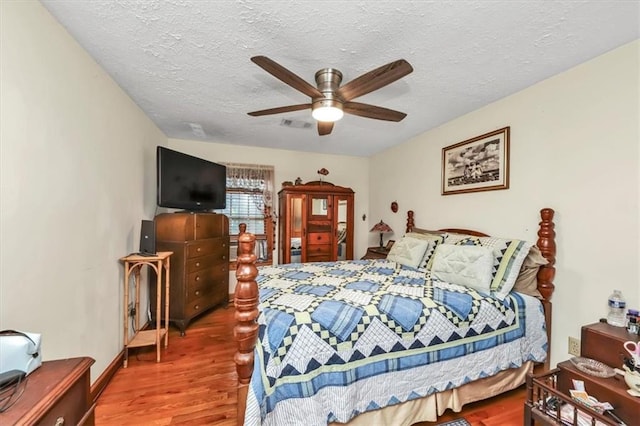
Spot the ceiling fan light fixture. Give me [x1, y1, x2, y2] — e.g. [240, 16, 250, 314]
[312, 99, 344, 122]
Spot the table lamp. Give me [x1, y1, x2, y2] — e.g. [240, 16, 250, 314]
[370, 220, 393, 248]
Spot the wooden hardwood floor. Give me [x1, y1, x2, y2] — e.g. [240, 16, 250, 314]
[95, 306, 527, 425]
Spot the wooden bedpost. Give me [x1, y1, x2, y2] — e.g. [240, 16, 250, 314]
[234, 230, 258, 425]
[536, 208, 556, 371]
[406, 210, 415, 233]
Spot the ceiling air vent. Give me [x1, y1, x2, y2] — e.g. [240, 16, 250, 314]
[280, 119, 313, 129]
[188, 122, 207, 138]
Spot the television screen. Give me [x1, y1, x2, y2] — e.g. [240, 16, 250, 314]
[157, 146, 226, 210]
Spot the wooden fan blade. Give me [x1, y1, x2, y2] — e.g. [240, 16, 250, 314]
[248, 103, 311, 117]
[317, 121, 334, 136]
[251, 56, 323, 99]
[338, 59, 413, 101]
[343, 102, 407, 122]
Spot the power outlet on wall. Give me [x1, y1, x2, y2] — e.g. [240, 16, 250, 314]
[568, 336, 581, 356]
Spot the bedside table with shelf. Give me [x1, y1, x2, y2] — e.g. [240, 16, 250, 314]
[120, 251, 172, 368]
[525, 321, 640, 425]
[361, 246, 390, 260]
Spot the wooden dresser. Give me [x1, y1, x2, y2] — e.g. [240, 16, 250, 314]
[154, 212, 229, 335]
[0, 357, 94, 425]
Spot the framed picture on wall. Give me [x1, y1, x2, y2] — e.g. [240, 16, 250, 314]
[441, 127, 510, 195]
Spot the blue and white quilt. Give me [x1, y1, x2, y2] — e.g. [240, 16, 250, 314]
[245, 259, 547, 425]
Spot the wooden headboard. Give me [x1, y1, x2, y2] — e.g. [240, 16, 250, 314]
[405, 208, 556, 301]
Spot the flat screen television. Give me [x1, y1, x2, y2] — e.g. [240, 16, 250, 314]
[157, 146, 226, 210]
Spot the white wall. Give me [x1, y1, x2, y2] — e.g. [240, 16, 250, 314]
[167, 138, 370, 293]
[0, 1, 167, 379]
[370, 40, 639, 368]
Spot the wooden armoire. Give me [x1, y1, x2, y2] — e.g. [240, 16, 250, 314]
[278, 181, 354, 264]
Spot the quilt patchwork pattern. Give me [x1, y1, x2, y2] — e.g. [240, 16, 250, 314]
[248, 259, 546, 425]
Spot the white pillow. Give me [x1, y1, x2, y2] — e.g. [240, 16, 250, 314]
[431, 244, 495, 293]
[405, 232, 445, 270]
[386, 236, 430, 269]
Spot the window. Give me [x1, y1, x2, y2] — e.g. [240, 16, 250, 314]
[216, 164, 274, 267]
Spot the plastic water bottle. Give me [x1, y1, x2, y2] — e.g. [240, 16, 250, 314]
[607, 290, 627, 327]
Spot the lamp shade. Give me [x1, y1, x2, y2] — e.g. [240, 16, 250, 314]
[370, 220, 393, 248]
[370, 220, 393, 233]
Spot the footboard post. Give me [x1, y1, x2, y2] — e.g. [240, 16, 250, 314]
[536, 208, 556, 371]
[234, 231, 258, 425]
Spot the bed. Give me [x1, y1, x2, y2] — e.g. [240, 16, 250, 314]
[234, 208, 556, 425]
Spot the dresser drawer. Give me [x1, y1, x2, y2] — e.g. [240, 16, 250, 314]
[186, 254, 215, 273]
[308, 232, 331, 245]
[38, 376, 90, 425]
[186, 280, 215, 303]
[186, 268, 213, 290]
[186, 240, 217, 258]
[208, 239, 229, 259]
[307, 244, 331, 255]
[185, 292, 227, 318]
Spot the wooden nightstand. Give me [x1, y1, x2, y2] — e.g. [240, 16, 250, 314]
[526, 322, 640, 425]
[581, 321, 639, 369]
[361, 246, 389, 260]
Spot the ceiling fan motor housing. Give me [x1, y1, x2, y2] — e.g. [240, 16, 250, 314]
[248, 56, 413, 134]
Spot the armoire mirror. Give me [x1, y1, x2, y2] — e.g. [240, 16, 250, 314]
[311, 197, 328, 216]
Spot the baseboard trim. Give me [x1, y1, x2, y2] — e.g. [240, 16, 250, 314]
[90, 349, 124, 402]
[90, 322, 153, 402]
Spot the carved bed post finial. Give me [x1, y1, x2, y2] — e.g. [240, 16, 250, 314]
[234, 229, 258, 425]
[537, 208, 556, 300]
[536, 208, 556, 371]
[406, 210, 414, 233]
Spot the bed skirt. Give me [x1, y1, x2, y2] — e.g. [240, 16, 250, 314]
[333, 361, 533, 426]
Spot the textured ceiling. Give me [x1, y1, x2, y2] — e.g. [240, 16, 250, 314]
[41, 1, 639, 157]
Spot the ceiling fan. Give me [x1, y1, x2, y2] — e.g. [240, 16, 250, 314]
[247, 56, 413, 136]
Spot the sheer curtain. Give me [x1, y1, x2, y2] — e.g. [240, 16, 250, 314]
[221, 163, 275, 263]
[224, 163, 274, 216]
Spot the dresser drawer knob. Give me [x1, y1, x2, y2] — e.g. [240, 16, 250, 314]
[222, 255, 226, 260]
[194, 304, 200, 310]
[195, 262, 200, 267]
[195, 276, 200, 281]
[195, 290, 200, 296]
[55, 417, 65, 426]
[197, 247, 201, 252]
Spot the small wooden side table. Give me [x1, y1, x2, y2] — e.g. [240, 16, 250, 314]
[361, 246, 390, 260]
[120, 251, 172, 368]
